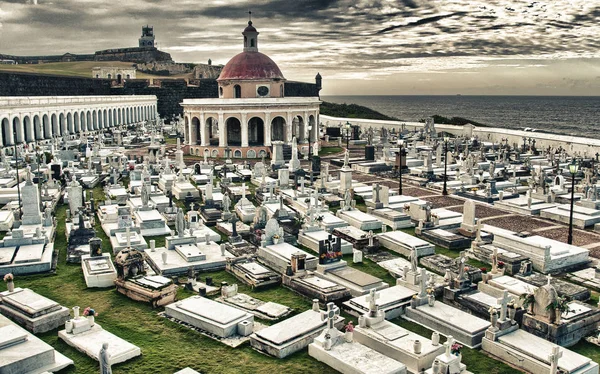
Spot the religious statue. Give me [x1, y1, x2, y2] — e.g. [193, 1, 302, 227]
[344, 189, 352, 209]
[99, 342, 112, 374]
[410, 248, 418, 272]
[141, 183, 149, 208]
[222, 192, 231, 213]
[343, 149, 350, 168]
[176, 208, 185, 238]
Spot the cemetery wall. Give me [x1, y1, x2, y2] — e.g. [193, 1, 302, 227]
[321, 114, 600, 153]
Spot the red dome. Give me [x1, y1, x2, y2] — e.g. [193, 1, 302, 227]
[217, 51, 285, 81]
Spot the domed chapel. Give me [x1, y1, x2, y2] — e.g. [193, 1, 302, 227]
[183, 17, 321, 159]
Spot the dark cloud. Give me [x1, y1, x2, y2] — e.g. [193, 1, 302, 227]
[376, 12, 467, 34]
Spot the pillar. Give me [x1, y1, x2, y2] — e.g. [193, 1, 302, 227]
[241, 112, 248, 147]
[200, 112, 208, 146]
[286, 112, 293, 144]
[218, 112, 225, 147]
[265, 112, 272, 146]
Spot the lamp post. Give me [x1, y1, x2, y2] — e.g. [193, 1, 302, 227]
[344, 121, 351, 150]
[308, 124, 313, 184]
[13, 132, 22, 220]
[397, 139, 404, 195]
[567, 161, 579, 245]
[442, 135, 449, 196]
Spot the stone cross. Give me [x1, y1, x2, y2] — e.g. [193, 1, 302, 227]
[373, 183, 382, 203]
[368, 230, 374, 247]
[547, 273, 552, 286]
[549, 346, 563, 374]
[268, 184, 275, 199]
[498, 290, 509, 321]
[410, 247, 418, 272]
[241, 183, 246, 199]
[299, 177, 306, 194]
[190, 202, 196, 211]
[366, 288, 380, 313]
[321, 302, 340, 330]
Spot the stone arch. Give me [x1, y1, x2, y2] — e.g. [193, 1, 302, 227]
[191, 117, 200, 145]
[43, 114, 51, 139]
[59, 113, 67, 135]
[233, 150, 242, 158]
[211, 149, 219, 158]
[51, 113, 59, 137]
[225, 117, 241, 146]
[308, 114, 316, 142]
[234, 85, 241, 98]
[1, 118, 10, 146]
[23, 116, 33, 142]
[103, 109, 108, 128]
[86, 111, 93, 131]
[246, 149, 257, 158]
[67, 112, 74, 134]
[292, 115, 305, 141]
[271, 116, 286, 142]
[12, 117, 23, 144]
[33, 115, 42, 140]
[92, 110, 98, 130]
[248, 116, 265, 146]
[258, 149, 268, 158]
[74, 112, 80, 133]
[79, 112, 86, 133]
[206, 116, 218, 145]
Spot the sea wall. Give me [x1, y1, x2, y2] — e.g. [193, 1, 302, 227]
[320, 114, 600, 154]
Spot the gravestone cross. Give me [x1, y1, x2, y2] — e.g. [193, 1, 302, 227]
[366, 288, 380, 313]
[491, 247, 498, 274]
[321, 302, 340, 330]
[549, 346, 562, 374]
[368, 230, 374, 247]
[498, 290, 509, 321]
[299, 177, 306, 194]
[125, 226, 131, 249]
[458, 253, 467, 280]
[410, 247, 418, 272]
[547, 273, 552, 286]
[241, 183, 246, 199]
[373, 183, 382, 203]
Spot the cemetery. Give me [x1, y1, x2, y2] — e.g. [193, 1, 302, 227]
[1, 95, 600, 374]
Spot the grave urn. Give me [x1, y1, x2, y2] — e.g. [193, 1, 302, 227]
[413, 339, 422, 354]
[6, 281, 14, 292]
[65, 320, 73, 334]
[87, 315, 95, 326]
[428, 294, 435, 307]
[345, 331, 353, 343]
[73, 306, 80, 319]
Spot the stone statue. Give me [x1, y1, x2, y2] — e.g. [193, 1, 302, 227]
[410, 248, 418, 272]
[99, 342, 112, 374]
[141, 183, 149, 208]
[222, 192, 231, 213]
[344, 189, 352, 209]
[489, 161, 495, 179]
[343, 149, 350, 168]
[176, 208, 185, 238]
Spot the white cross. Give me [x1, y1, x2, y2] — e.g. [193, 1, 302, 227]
[547, 273, 552, 286]
[549, 346, 562, 374]
[299, 177, 306, 194]
[445, 336, 455, 357]
[125, 226, 131, 248]
[320, 302, 340, 330]
[241, 183, 246, 199]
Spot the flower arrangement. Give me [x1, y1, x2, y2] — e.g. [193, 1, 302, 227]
[520, 293, 535, 312]
[345, 321, 354, 333]
[3, 273, 13, 282]
[320, 251, 343, 260]
[497, 261, 505, 269]
[450, 343, 463, 356]
[546, 297, 572, 316]
[83, 307, 98, 317]
[427, 288, 435, 295]
[272, 234, 280, 239]
[480, 267, 488, 273]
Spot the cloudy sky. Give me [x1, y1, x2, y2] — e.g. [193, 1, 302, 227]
[0, 0, 599, 95]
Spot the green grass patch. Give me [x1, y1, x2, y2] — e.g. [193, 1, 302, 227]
[319, 146, 344, 156]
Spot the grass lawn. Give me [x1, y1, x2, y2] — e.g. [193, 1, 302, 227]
[319, 146, 344, 156]
[4, 185, 598, 373]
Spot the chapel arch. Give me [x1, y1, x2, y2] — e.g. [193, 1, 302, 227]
[271, 116, 286, 142]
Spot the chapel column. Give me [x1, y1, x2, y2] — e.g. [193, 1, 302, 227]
[265, 112, 272, 146]
[218, 112, 225, 147]
[200, 112, 207, 146]
[241, 112, 248, 147]
[286, 112, 293, 144]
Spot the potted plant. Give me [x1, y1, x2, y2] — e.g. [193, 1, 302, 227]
[520, 293, 535, 314]
[3, 273, 14, 292]
[344, 321, 354, 343]
[546, 297, 572, 324]
[83, 307, 98, 326]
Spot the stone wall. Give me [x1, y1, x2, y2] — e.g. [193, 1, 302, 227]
[193, 64, 223, 79]
[0, 53, 95, 64]
[94, 47, 172, 63]
[285, 81, 320, 97]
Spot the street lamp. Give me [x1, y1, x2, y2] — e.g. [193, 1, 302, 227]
[308, 124, 313, 184]
[13, 132, 22, 220]
[397, 139, 404, 195]
[442, 135, 450, 196]
[344, 121, 351, 150]
[567, 160, 579, 245]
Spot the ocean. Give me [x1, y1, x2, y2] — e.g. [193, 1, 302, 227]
[322, 95, 600, 139]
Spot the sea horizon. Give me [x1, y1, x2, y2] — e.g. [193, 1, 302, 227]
[321, 95, 600, 139]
